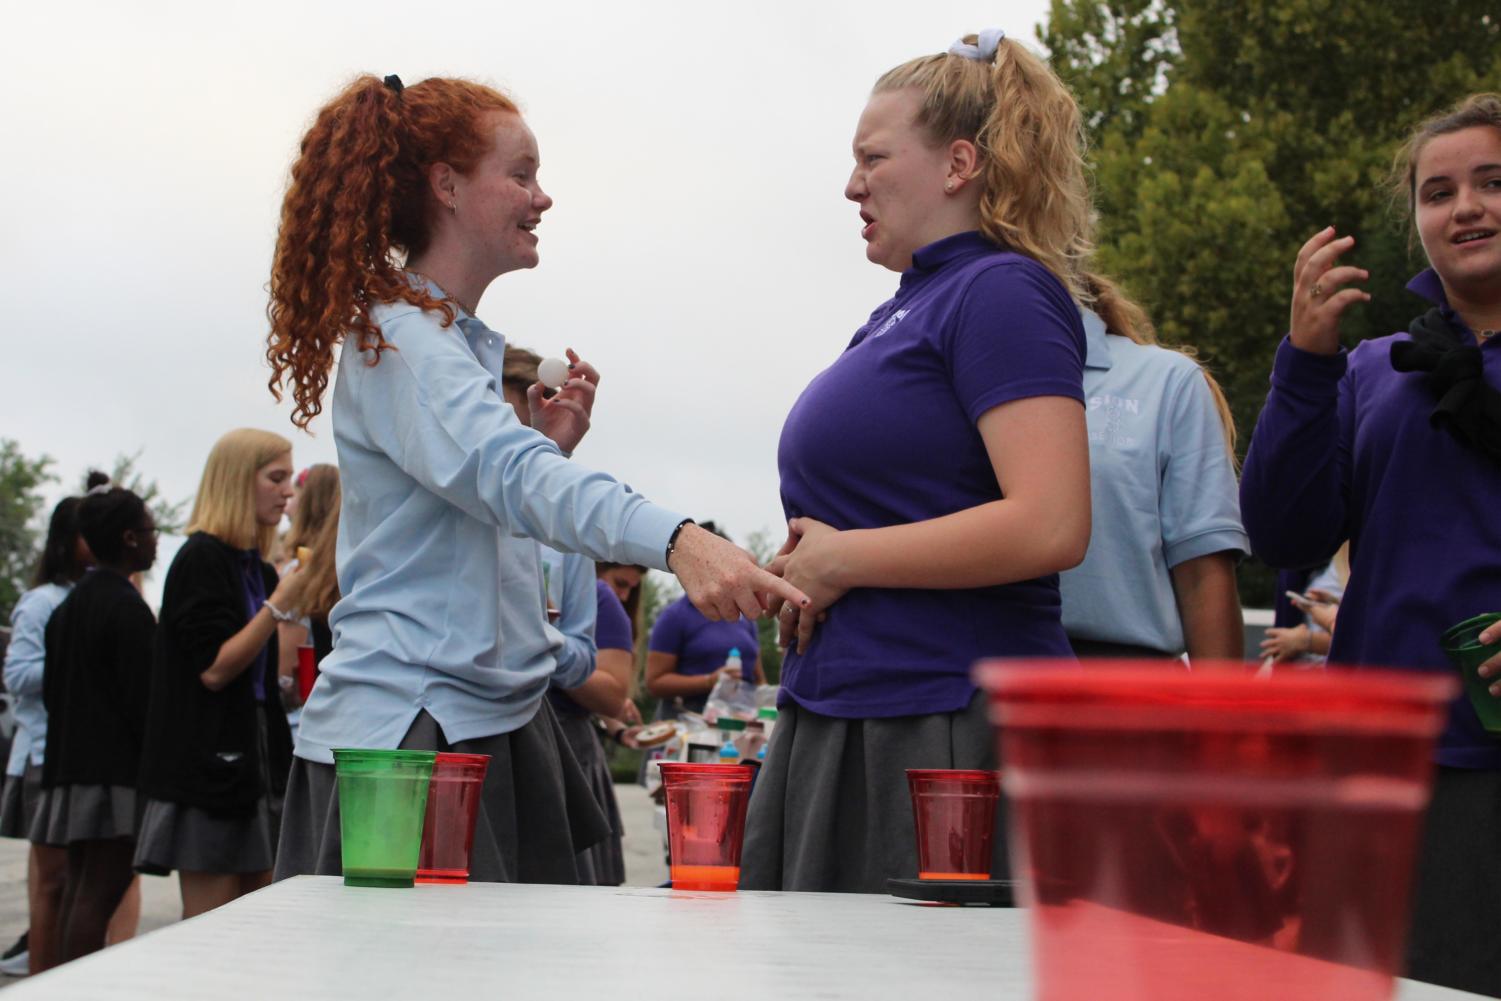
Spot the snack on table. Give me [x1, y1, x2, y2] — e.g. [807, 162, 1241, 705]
[634, 721, 677, 747]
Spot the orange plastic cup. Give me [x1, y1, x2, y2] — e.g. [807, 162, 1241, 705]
[976, 660, 1453, 1001]
[659, 762, 755, 891]
[416, 752, 491, 884]
[907, 768, 1000, 880]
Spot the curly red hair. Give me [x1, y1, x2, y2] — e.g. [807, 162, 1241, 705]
[266, 75, 518, 429]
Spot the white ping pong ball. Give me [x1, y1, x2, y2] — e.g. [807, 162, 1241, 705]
[538, 357, 569, 390]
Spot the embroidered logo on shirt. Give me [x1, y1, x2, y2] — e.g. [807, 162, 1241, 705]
[869, 308, 909, 340]
[1088, 394, 1141, 448]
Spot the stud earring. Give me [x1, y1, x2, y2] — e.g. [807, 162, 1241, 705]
[945, 181, 954, 192]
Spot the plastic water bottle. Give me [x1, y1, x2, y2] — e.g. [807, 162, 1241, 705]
[718, 733, 739, 764]
[726, 647, 742, 678]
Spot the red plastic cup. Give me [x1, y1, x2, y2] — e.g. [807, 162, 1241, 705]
[296, 645, 318, 701]
[659, 762, 755, 891]
[907, 769, 1000, 880]
[976, 660, 1454, 1001]
[416, 752, 491, 884]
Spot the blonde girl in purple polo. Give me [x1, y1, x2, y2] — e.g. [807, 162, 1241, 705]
[743, 30, 1101, 893]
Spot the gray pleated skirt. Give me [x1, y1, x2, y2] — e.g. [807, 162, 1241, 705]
[133, 794, 280, 876]
[555, 712, 625, 886]
[1404, 766, 1501, 997]
[740, 689, 1007, 894]
[273, 699, 610, 885]
[28, 783, 140, 846]
[133, 703, 282, 876]
[0, 764, 41, 840]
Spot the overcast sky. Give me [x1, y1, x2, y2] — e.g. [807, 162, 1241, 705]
[3, 0, 1053, 606]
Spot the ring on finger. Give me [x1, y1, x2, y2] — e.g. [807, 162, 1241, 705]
[1311, 282, 1324, 299]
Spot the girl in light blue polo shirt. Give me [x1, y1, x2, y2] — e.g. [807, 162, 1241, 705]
[1058, 291, 1249, 662]
[262, 74, 806, 883]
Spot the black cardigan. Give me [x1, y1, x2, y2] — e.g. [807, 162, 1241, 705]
[41, 570, 154, 789]
[138, 533, 293, 815]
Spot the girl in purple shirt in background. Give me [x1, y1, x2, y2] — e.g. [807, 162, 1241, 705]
[741, 29, 1100, 893]
[1239, 94, 1501, 996]
[647, 524, 765, 720]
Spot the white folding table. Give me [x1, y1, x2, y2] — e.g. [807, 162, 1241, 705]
[3, 877, 1484, 999]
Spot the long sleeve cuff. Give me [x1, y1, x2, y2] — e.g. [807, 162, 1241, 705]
[618, 503, 690, 572]
[1271, 335, 1348, 398]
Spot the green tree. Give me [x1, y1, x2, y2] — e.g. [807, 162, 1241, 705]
[1041, 0, 1501, 604]
[0, 441, 56, 622]
[744, 527, 786, 684]
[1040, 0, 1177, 144]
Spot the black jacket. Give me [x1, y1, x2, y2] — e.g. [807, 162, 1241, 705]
[41, 570, 154, 789]
[138, 533, 292, 815]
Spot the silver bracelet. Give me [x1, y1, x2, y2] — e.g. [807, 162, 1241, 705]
[264, 600, 296, 623]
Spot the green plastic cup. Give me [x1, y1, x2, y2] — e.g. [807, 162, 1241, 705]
[333, 748, 437, 888]
[1440, 613, 1501, 735]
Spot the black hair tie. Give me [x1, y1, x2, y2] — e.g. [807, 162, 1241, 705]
[383, 74, 404, 95]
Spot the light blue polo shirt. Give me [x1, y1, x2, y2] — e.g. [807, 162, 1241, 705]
[539, 545, 599, 686]
[293, 282, 685, 764]
[3, 582, 70, 775]
[1059, 310, 1248, 654]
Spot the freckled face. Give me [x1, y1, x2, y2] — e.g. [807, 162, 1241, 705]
[452, 111, 555, 277]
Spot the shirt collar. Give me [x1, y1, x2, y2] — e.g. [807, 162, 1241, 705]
[1406, 268, 1449, 309]
[1403, 268, 1487, 340]
[905, 231, 999, 279]
[1080, 308, 1114, 371]
[403, 270, 494, 345]
[405, 271, 475, 320]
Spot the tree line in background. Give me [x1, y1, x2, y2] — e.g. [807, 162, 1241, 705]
[0, 440, 186, 622]
[1041, 0, 1501, 602]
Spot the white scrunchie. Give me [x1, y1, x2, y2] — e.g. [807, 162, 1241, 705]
[948, 27, 1006, 61]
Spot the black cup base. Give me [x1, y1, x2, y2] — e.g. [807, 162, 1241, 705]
[886, 877, 1016, 906]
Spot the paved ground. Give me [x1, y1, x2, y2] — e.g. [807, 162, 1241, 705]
[0, 783, 666, 988]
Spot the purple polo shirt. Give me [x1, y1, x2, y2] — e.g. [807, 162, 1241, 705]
[595, 580, 634, 652]
[1241, 269, 1501, 769]
[776, 231, 1085, 719]
[649, 596, 758, 681]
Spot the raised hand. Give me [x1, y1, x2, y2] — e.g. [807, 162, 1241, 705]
[1290, 227, 1371, 356]
[529, 348, 599, 453]
[269, 561, 309, 615]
